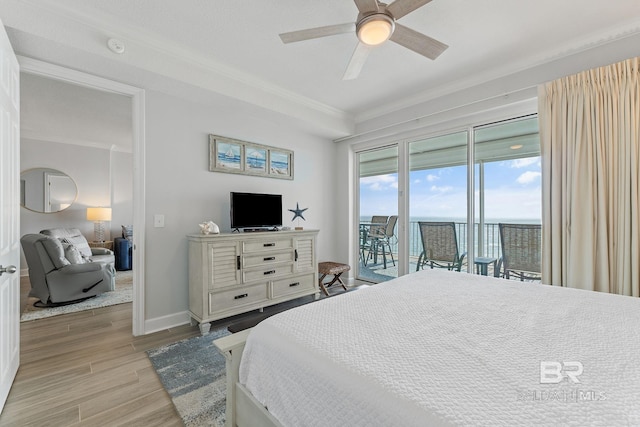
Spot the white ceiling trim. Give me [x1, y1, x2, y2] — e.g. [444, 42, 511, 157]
[339, 92, 538, 147]
[21, 131, 132, 153]
[14, 0, 354, 136]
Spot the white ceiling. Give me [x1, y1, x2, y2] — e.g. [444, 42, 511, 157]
[3, 0, 640, 141]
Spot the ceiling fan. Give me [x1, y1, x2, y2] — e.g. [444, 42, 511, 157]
[279, 0, 448, 80]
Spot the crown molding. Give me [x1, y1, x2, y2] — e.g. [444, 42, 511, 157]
[21, 130, 132, 154]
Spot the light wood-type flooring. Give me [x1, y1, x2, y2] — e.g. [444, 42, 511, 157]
[0, 275, 350, 426]
[0, 277, 201, 426]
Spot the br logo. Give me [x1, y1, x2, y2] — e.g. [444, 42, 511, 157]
[540, 361, 583, 384]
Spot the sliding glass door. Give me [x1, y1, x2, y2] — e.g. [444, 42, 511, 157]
[473, 116, 541, 279]
[353, 114, 542, 283]
[357, 146, 399, 282]
[408, 131, 469, 274]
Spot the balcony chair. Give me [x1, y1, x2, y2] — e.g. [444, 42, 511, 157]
[21, 233, 115, 306]
[416, 221, 466, 272]
[365, 215, 398, 269]
[496, 223, 541, 281]
[360, 215, 388, 265]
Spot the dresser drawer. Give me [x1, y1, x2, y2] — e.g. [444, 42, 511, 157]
[243, 238, 293, 253]
[272, 273, 316, 298]
[243, 264, 294, 283]
[243, 251, 294, 268]
[209, 283, 268, 314]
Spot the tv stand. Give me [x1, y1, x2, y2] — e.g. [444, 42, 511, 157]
[187, 229, 319, 334]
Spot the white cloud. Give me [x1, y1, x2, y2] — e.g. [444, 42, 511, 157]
[516, 171, 541, 184]
[430, 185, 454, 193]
[360, 174, 397, 191]
[426, 174, 440, 182]
[510, 157, 539, 168]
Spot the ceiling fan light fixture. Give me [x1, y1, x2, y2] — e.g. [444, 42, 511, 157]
[357, 14, 395, 46]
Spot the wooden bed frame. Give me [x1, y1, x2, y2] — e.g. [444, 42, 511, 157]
[214, 329, 283, 427]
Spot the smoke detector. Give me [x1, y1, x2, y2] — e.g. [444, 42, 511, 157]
[107, 38, 125, 54]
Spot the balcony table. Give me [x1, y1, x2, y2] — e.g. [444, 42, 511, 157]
[474, 257, 497, 276]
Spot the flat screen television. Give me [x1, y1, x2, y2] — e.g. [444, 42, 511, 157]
[230, 192, 282, 231]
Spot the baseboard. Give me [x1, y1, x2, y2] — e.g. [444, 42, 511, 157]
[144, 310, 191, 335]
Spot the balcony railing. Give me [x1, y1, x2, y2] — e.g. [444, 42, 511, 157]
[368, 221, 528, 261]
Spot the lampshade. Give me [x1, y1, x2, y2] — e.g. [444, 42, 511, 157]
[357, 14, 395, 46]
[86, 207, 112, 222]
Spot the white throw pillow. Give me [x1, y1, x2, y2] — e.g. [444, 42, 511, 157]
[121, 225, 133, 242]
[63, 243, 86, 264]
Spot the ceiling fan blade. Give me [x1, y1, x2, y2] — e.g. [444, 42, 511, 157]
[279, 23, 355, 44]
[354, 0, 379, 14]
[343, 42, 373, 80]
[390, 23, 448, 60]
[387, 0, 433, 19]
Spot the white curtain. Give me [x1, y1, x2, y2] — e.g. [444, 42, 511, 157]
[538, 57, 640, 295]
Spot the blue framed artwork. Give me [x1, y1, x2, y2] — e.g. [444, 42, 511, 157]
[209, 134, 293, 180]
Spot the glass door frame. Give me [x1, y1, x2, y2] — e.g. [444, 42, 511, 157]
[351, 108, 539, 281]
[354, 143, 407, 282]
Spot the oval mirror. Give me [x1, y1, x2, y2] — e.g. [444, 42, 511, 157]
[20, 168, 78, 213]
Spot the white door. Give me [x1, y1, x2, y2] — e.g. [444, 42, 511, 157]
[0, 19, 21, 413]
[45, 172, 75, 212]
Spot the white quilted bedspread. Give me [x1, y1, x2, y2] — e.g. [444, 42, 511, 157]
[239, 269, 640, 426]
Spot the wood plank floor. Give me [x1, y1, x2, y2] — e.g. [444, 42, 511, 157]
[1, 276, 351, 426]
[0, 299, 201, 426]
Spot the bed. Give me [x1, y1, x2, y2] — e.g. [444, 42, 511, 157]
[214, 268, 640, 426]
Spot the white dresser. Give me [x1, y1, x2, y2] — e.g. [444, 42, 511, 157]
[187, 229, 319, 334]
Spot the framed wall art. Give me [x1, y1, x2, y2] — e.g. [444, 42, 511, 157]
[209, 134, 294, 180]
[269, 149, 292, 178]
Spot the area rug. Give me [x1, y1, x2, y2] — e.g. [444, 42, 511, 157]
[20, 270, 133, 322]
[147, 327, 230, 427]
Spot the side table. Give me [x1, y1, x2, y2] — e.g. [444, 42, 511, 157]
[89, 240, 114, 251]
[474, 257, 497, 276]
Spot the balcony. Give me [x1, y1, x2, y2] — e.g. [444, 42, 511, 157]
[359, 221, 541, 283]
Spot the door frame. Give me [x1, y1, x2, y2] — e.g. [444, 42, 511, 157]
[19, 57, 147, 336]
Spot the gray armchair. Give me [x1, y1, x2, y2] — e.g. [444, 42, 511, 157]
[40, 228, 115, 267]
[20, 234, 115, 306]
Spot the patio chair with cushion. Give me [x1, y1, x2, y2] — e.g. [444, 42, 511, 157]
[416, 221, 466, 272]
[496, 223, 541, 281]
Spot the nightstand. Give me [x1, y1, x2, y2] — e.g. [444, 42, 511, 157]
[89, 240, 114, 251]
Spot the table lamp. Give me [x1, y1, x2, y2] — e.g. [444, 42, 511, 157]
[86, 207, 112, 242]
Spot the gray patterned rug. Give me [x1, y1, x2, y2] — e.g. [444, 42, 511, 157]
[147, 327, 231, 427]
[20, 270, 133, 322]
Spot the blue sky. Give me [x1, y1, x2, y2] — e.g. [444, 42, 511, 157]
[360, 156, 542, 221]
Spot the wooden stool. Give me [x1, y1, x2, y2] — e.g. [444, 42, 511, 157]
[318, 261, 350, 296]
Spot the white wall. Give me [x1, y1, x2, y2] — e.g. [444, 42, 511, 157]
[143, 90, 338, 321]
[111, 149, 133, 237]
[20, 138, 133, 268]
